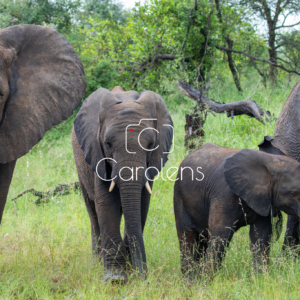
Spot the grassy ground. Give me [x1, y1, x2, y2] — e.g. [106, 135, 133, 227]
[0, 78, 299, 299]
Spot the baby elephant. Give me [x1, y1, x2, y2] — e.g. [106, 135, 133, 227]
[174, 142, 300, 279]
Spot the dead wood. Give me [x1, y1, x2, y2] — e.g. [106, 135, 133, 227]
[176, 79, 270, 123]
[11, 182, 80, 204]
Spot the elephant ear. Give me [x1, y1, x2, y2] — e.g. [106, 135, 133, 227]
[258, 136, 288, 156]
[0, 25, 86, 163]
[74, 88, 121, 178]
[224, 149, 273, 217]
[137, 91, 173, 179]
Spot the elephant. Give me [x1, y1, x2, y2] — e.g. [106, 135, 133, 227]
[174, 141, 300, 280]
[72, 86, 173, 282]
[273, 80, 300, 253]
[0, 25, 86, 224]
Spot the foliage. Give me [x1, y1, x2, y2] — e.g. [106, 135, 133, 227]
[0, 0, 81, 31]
[83, 60, 119, 96]
[232, 0, 300, 83]
[0, 0, 298, 93]
[82, 0, 127, 24]
[75, 0, 268, 94]
[278, 30, 300, 71]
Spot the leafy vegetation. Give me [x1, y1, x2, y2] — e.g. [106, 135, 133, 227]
[1, 0, 298, 93]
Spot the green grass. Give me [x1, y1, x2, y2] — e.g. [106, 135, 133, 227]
[0, 78, 299, 299]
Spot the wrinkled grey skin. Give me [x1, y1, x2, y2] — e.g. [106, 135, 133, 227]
[174, 142, 300, 280]
[274, 80, 300, 252]
[72, 86, 173, 282]
[0, 25, 86, 224]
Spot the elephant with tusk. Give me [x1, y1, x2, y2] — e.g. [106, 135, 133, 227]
[72, 86, 173, 283]
[0, 25, 86, 225]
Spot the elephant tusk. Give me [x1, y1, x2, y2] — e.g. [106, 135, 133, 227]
[145, 181, 152, 195]
[109, 180, 116, 192]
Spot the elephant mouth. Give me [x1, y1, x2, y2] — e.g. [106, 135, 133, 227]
[109, 179, 152, 194]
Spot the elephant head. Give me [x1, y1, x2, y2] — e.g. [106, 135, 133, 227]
[257, 135, 288, 240]
[74, 87, 173, 275]
[258, 135, 289, 156]
[224, 149, 300, 218]
[0, 24, 86, 163]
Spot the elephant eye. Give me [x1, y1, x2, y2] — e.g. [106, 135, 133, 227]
[148, 142, 154, 150]
[105, 140, 112, 149]
[290, 191, 297, 198]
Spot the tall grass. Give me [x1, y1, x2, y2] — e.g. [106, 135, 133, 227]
[0, 78, 299, 299]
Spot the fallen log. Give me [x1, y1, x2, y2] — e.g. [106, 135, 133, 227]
[11, 182, 80, 204]
[176, 79, 270, 123]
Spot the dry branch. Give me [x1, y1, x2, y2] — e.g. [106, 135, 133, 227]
[215, 45, 300, 75]
[11, 182, 80, 204]
[176, 79, 270, 123]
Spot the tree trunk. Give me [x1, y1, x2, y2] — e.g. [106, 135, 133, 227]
[268, 26, 277, 85]
[214, 0, 243, 92]
[226, 37, 243, 92]
[184, 104, 207, 150]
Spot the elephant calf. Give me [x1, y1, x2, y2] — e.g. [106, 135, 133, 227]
[72, 86, 173, 282]
[174, 142, 300, 279]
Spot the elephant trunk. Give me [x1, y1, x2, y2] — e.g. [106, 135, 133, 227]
[117, 161, 147, 278]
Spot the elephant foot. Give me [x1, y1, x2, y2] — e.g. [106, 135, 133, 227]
[104, 269, 128, 284]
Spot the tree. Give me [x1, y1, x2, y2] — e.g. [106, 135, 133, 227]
[278, 30, 300, 71]
[80, 0, 265, 92]
[237, 0, 300, 84]
[82, 0, 127, 24]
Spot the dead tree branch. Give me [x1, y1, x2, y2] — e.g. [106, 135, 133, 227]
[11, 182, 80, 204]
[176, 79, 270, 123]
[215, 45, 300, 75]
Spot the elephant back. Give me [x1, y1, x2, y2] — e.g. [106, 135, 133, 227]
[274, 80, 300, 162]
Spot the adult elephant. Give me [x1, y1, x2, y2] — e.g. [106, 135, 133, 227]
[0, 25, 86, 224]
[174, 140, 299, 280]
[72, 86, 173, 282]
[273, 81, 300, 252]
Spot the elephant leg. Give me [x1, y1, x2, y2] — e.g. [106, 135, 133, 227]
[95, 181, 127, 282]
[0, 160, 17, 224]
[123, 183, 152, 265]
[79, 181, 101, 257]
[205, 227, 234, 275]
[249, 214, 272, 268]
[174, 187, 200, 279]
[194, 233, 209, 263]
[282, 215, 300, 255]
[178, 228, 199, 279]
